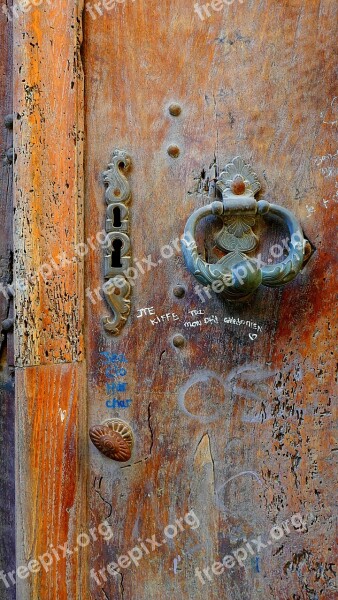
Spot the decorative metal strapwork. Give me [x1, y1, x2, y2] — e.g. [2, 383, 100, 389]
[182, 157, 308, 301]
[102, 149, 132, 334]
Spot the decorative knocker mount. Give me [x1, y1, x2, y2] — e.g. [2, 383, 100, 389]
[102, 149, 132, 334]
[182, 157, 308, 301]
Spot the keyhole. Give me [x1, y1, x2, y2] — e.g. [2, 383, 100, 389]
[111, 238, 123, 268]
[113, 206, 121, 227]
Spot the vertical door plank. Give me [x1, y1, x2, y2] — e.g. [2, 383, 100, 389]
[13, 1, 87, 599]
[16, 363, 87, 599]
[13, 0, 85, 368]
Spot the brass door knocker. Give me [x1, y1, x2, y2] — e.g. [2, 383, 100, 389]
[182, 157, 308, 301]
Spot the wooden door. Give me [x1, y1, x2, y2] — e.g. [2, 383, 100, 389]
[13, 1, 337, 599]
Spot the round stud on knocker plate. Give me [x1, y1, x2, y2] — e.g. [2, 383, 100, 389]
[181, 156, 308, 301]
[89, 419, 134, 462]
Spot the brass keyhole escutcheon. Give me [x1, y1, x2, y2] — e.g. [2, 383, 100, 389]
[89, 419, 134, 462]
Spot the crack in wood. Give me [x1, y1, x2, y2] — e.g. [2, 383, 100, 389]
[93, 477, 113, 519]
[147, 402, 154, 456]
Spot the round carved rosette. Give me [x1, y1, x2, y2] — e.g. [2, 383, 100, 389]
[89, 419, 134, 462]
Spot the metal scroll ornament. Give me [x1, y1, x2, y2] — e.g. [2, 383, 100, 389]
[182, 157, 307, 301]
[102, 150, 132, 334]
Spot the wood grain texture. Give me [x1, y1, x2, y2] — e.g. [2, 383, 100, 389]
[0, 4, 15, 599]
[13, 2, 88, 599]
[16, 363, 88, 599]
[13, 0, 85, 367]
[84, 1, 337, 599]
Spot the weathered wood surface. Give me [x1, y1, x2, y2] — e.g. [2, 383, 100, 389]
[16, 363, 87, 599]
[13, 1, 88, 598]
[0, 4, 15, 599]
[84, 1, 337, 599]
[13, 0, 85, 368]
